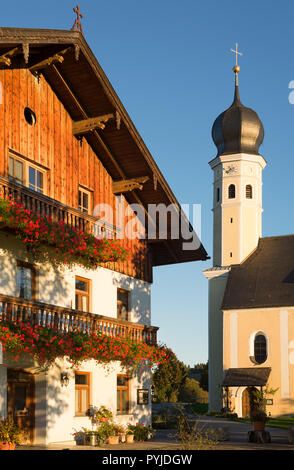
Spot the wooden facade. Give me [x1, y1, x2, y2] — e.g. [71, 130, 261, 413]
[0, 28, 208, 283]
[0, 66, 152, 281]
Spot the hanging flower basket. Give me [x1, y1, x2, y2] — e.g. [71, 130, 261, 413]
[0, 320, 172, 369]
[0, 197, 129, 269]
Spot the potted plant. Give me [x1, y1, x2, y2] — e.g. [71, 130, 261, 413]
[83, 429, 98, 446]
[95, 406, 113, 424]
[73, 429, 85, 445]
[126, 424, 135, 443]
[98, 422, 119, 445]
[116, 424, 127, 443]
[250, 386, 277, 432]
[107, 423, 120, 445]
[250, 409, 268, 431]
[0, 417, 23, 450]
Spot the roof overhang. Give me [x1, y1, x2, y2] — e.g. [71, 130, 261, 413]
[222, 367, 271, 387]
[0, 27, 208, 266]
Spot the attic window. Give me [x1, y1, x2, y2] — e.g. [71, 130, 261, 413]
[24, 107, 36, 126]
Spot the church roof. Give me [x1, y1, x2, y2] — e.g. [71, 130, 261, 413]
[222, 235, 294, 310]
[222, 367, 271, 387]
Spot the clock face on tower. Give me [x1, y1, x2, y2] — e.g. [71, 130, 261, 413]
[224, 165, 237, 175]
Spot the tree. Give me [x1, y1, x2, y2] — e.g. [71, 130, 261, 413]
[152, 352, 188, 402]
[199, 362, 208, 392]
[178, 378, 209, 403]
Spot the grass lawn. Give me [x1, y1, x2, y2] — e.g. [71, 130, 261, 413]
[235, 416, 294, 429]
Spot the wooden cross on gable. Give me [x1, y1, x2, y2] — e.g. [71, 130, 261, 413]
[72, 5, 84, 35]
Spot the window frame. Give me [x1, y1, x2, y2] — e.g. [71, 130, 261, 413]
[8, 154, 46, 195]
[75, 371, 91, 416]
[117, 288, 129, 322]
[16, 260, 37, 301]
[228, 184, 236, 199]
[75, 276, 91, 313]
[117, 374, 130, 414]
[78, 186, 93, 215]
[245, 184, 253, 199]
[254, 333, 267, 364]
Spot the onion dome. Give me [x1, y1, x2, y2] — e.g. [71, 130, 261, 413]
[212, 66, 264, 157]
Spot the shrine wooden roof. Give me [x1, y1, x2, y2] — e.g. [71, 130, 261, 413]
[0, 27, 208, 266]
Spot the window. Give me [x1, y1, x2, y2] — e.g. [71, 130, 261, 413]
[16, 261, 36, 300]
[137, 389, 149, 405]
[75, 277, 90, 312]
[117, 375, 129, 414]
[9, 156, 24, 185]
[75, 372, 90, 416]
[117, 289, 129, 321]
[78, 187, 92, 214]
[228, 184, 236, 199]
[216, 187, 220, 202]
[29, 166, 44, 193]
[246, 184, 253, 199]
[24, 107, 37, 126]
[254, 334, 267, 364]
[8, 155, 46, 194]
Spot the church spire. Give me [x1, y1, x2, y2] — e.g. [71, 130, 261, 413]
[231, 42, 242, 104]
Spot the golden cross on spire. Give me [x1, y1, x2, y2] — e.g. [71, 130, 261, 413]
[72, 5, 84, 35]
[231, 42, 243, 67]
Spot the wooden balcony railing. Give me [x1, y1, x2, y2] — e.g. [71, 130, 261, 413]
[0, 294, 158, 345]
[0, 176, 117, 239]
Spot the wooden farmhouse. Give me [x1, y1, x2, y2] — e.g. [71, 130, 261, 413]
[0, 26, 207, 445]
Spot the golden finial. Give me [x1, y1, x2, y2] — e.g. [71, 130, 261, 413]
[230, 43, 242, 85]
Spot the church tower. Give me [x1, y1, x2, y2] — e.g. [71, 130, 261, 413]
[204, 55, 266, 411]
[210, 64, 266, 266]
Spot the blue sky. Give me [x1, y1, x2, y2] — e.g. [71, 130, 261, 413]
[3, 0, 294, 366]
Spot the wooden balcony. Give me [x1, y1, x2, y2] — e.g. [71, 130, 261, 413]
[0, 176, 117, 239]
[0, 294, 158, 345]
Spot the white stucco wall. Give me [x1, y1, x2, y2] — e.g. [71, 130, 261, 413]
[0, 232, 151, 324]
[0, 233, 153, 445]
[43, 359, 152, 445]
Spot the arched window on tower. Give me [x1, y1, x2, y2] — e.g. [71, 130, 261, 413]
[254, 333, 267, 364]
[246, 184, 253, 199]
[228, 184, 235, 199]
[216, 187, 220, 202]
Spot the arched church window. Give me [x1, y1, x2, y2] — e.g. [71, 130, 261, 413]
[254, 333, 267, 364]
[246, 184, 253, 199]
[228, 184, 235, 199]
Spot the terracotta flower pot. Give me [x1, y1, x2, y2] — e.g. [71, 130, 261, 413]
[108, 435, 119, 445]
[0, 442, 15, 450]
[253, 421, 265, 432]
[126, 434, 134, 443]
